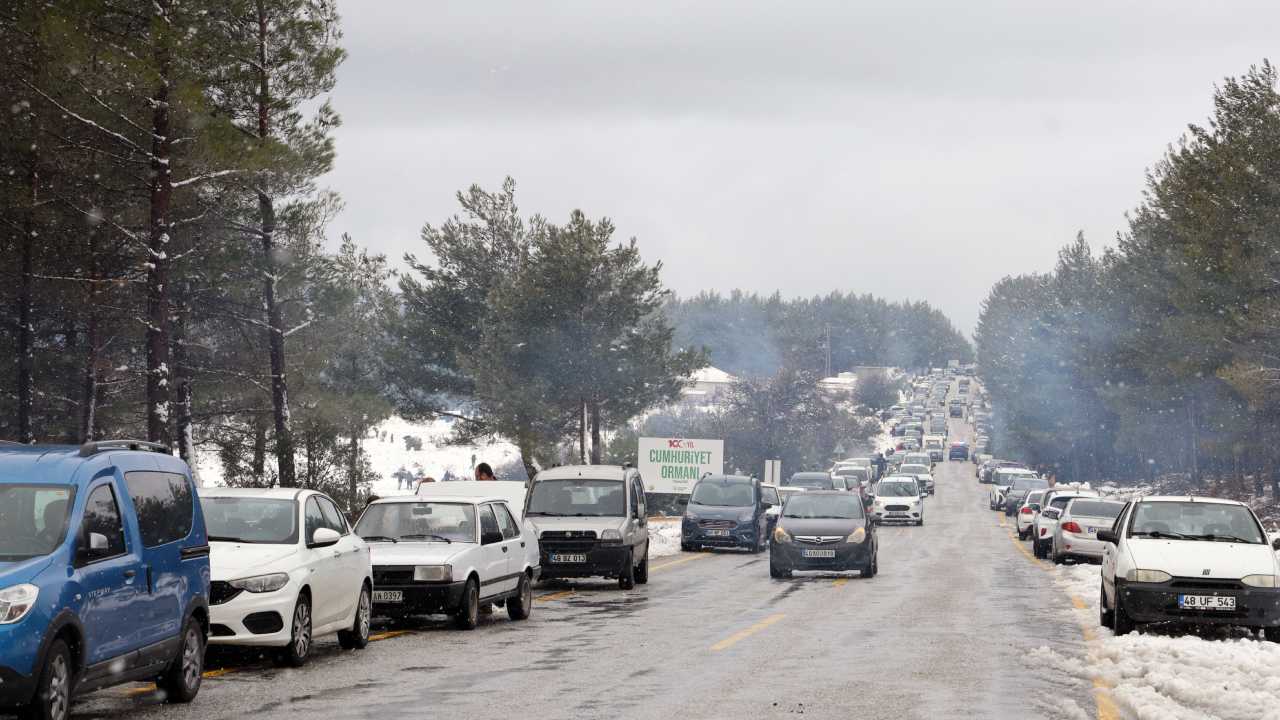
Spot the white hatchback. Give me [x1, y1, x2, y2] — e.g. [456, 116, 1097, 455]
[201, 488, 373, 666]
[1099, 496, 1280, 638]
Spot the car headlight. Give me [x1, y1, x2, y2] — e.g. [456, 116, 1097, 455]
[1125, 569, 1172, 584]
[0, 584, 38, 624]
[600, 529, 623, 543]
[228, 572, 290, 594]
[685, 510, 700, 521]
[773, 527, 792, 544]
[1242, 574, 1278, 588]
[845, 527, 867, 544]
[414, 565, 452, 582]
[739, 510, 754, 523]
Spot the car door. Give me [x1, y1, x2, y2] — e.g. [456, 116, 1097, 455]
[1102, 503, 1131, 601]
[630, 475, 649, 552]
[493, 502, 526, 583]
[317, 495, 365, 620]
[122, 470, 197, 656]
[75, 479, 147, 669]
[302, 496, 345, 627]
[477, 505, 511, 598]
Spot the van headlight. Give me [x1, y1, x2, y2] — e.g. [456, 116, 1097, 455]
[845, 527, 867, 544]
[600, 529, 623, 543]
[739, 510, 754, 523]
[1242, 574, 1278, 588]
[0, 584, 38, 624]
[229, 572, 290, 594]
[414, 565, 452, 582]
[773, 527, 792, 544]
[1125, 569, 1172, 584]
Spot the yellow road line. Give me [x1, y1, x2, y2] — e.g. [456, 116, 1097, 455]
[832, 578, 848, 587]
[650, 552, 711, 572]
[535, 590, 576, 603]
[369, 629, 416, 641]
[126, 666, 241, 696]
[710, 613, 785, 652]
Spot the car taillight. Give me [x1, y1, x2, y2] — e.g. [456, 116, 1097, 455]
[1040, 527, 1048, 536]
[1019, 507, 1032, 515]
[1061, 521, 1083, 534]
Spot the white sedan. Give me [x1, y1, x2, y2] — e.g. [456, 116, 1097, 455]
[200, 488, 373, 666]
[356, 495, 541, 629]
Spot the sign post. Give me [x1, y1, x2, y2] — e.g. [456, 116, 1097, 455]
[638, 437, 724, 495]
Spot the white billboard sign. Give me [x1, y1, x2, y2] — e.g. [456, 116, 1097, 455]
[638, 437, 724, 494]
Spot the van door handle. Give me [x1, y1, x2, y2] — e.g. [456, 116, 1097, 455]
[502, 546, 509, 553]
[520, 542, 526, 548]
[124, 570, 136, 579]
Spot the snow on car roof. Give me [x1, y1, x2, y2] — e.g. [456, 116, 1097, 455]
[535, 465, 629, 481]
[1137, 495, 1246, 506]
[198, 486, 311, 499]
[374, 494, 507, 506]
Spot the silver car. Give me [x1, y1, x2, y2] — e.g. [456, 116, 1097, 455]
[1049, 498, 1126, 564]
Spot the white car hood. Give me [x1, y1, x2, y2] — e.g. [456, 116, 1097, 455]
[368, 541, 470, 566]
[210, 542, 298, 581]
[1127, 538, 1278, 580]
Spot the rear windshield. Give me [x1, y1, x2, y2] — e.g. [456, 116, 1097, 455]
[1068, 501, 1124, 519]
[201, 497, 298, 545]
[782, 493, 865, 520]
[784, 474, 833, 490]
[1010, 476, 1049, 492]
[527, 479, 626, 517]
[690, 480, 754, 507]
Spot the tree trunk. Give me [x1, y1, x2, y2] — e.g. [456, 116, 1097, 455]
[589, 401, 602, 464]
[256, 0, 296, 486]
[251, 417, 267, 479]
[348, 422, 361, 510]
[517, 431, 539, 483]
[16, 201, 34, 443]
[578, 398, 587, 463]
[173, 296, 197, 482]
[80, 233, 99, 443]
[145, 0, 174, 447]
[1187, 398, 1200, 485]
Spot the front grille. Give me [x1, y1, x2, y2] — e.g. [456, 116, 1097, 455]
[209, 624, 235, 637]
[698, 519, 735, 529]
[243, 611, 284, 635]
[373, 565, 415, 585]
[885, 505, 910, 512]
[210, 581, 242, 606]
[1170, 578, 1245, 591]
[540, 530, 597, 540]
[541, 538, 596, 554]
[794, 535, 843, 544]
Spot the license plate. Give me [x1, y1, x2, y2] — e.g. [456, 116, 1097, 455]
[705, 529, 731, 537]
[551, 553, 587, 563]
[373, 590, 403, 603]
[1178, 594, 1236, 611]
[803, 549, 836, 558]
[1088, 527, 1097, 534]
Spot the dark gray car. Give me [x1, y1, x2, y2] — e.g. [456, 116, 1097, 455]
[769, 491, 878, 579]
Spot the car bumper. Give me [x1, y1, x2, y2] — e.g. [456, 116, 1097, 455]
[0, 622, 40, 708]
[209, 583, 299, 647]
[871, 507, 922, 523]
[682, 521, 757, 548]
[771, 542, 872, 571]
[1016, 516, 1034, 533]
[1117, 579, 1280, 626]
[1057, 533, 1105, 559]
[539, 543, 632, 579]
[370, 580, 469, 615]
[0, 665, 36, 708]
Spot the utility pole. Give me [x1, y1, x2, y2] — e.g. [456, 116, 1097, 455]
[824, 325, 832, 378]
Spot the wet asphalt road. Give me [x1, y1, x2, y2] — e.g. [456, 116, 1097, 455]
[53, 418, 1100, 720]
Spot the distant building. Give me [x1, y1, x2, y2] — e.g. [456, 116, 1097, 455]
[819, 372, 859, 396]
[681, 366, 738, 407]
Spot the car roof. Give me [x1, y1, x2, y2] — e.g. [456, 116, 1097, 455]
[1137, 495, 1246, 507]
[0, 444, 188, 485]
[372, 495, 507, 506]
[698, 474, 753, 484]
[199, 487, 309, 500]
[790, 472, 831, 479]
[535, 465, 630, 481]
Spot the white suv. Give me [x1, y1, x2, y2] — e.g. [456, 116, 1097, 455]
[201, 488, 373, 666]
[1099, 496, 1280, 638]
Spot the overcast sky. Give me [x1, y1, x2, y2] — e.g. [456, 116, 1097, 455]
[323, 0, 1280, 335]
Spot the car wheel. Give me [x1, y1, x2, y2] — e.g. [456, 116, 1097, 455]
[618, 550, 636, 590]
[507, 572, 533, 621]
[22, 638, 72, 720]
[338, 584, 372, 650]
[277, 593, 313, 667]
[157, 617, 204, 703]
[1052, 544, 1065, 565]
[861, 553, 877, 579]
[1264, 627, 1280, 643]
[1113, 590, 1135, 636]
[635, 550, 649, 585]
[454, 578, 480, 630]
[1099, 584, 1114, 629]
[680, 541, 694, 553]
[769, 557, 791, 579]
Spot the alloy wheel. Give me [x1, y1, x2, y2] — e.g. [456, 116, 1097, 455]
[47, 653, 69, 720]
[181, 626, 202, 689]
[293, 600, 312, 658]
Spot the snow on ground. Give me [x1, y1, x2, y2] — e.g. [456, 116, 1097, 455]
[647, 519, 682, 559]
[1035, 561, 1280, 720]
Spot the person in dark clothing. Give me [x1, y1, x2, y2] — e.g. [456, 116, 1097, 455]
[475, 462, 496, 481]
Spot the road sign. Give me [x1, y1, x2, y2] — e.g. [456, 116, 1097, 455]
[639, 437, 724, 494]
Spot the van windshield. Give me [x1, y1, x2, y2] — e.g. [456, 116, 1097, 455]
[0, 484, 74, 560]
[201, 497, 298, 544]
[527, 479, 626, 517]
[690, 480, 754, 507]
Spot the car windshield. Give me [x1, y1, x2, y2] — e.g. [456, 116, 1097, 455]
[1128, 502, 1265, 543]
[900, 464, 930, 475]
[355, 502, 478, 543]
[876, 481, 919, 497]
[1068, 500, 1124, 519]
[782, 494, 865, 519]
[690, 480, 754, 507]
[784, 475, 833, 489]
[1009, 476, 1048, 492]
[0, 484, 75, 560]
[201, 497, 298, 544]
[527, 479, 626, 517]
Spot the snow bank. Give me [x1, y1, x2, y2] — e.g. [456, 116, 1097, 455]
[648, 520, 682, 558]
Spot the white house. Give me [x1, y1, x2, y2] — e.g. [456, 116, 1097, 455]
[681, 366, 738, 407]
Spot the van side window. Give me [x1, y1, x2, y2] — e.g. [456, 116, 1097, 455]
[79, 484, 127, 563]
[631, 477, 646, 518]
[124, 471, 194, 547]
[494, 504, 520, 540]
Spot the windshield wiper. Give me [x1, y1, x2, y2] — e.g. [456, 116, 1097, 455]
[398, 533, 452, 543]
[360, 535, 398, 543]
[208, 535, 246, 543]
[526, 511, 566, 516]
[1135, 530, 1192, 540]
[1189, 533, 1255, 544]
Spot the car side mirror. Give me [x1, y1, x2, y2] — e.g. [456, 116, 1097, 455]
[1272, 537, 1280, 552]
[1097, 529, 1118, 545]
[89, 532, 108, 552]
[762, 502, 774, 510]
[310, 527, 341, 548]
[482, 530, 504, 545]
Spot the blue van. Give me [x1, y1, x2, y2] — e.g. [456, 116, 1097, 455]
[0, 441, 210, 720]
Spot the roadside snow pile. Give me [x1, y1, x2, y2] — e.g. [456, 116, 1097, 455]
[648, 520, 682, 558]
[1049, 562, 1280, 720]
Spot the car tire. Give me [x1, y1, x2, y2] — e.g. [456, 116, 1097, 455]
[158, 616, 204, 703]
[1113, 590, 1135, 636]
[1033, 539, 1046, 559]
[1052, 544, 1065, 565]
[1264, 627, 1280, 643]
[635, 551, 649, 585]
[680, 541, 694, 553]
[277, 593, 313, 667]
[507, 572, 533, 621]
[861, 553, 878, 578]
[1099, 584, 1114, 629]
[22, 638, 72, 720]
[454, 578, 480, 630]
[338, 584, 372, 650]
[618, 550, 636, 590]
[769, 557, 791, 579]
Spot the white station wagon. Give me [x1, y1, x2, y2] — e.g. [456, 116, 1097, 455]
[355, 495, 540, 629]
